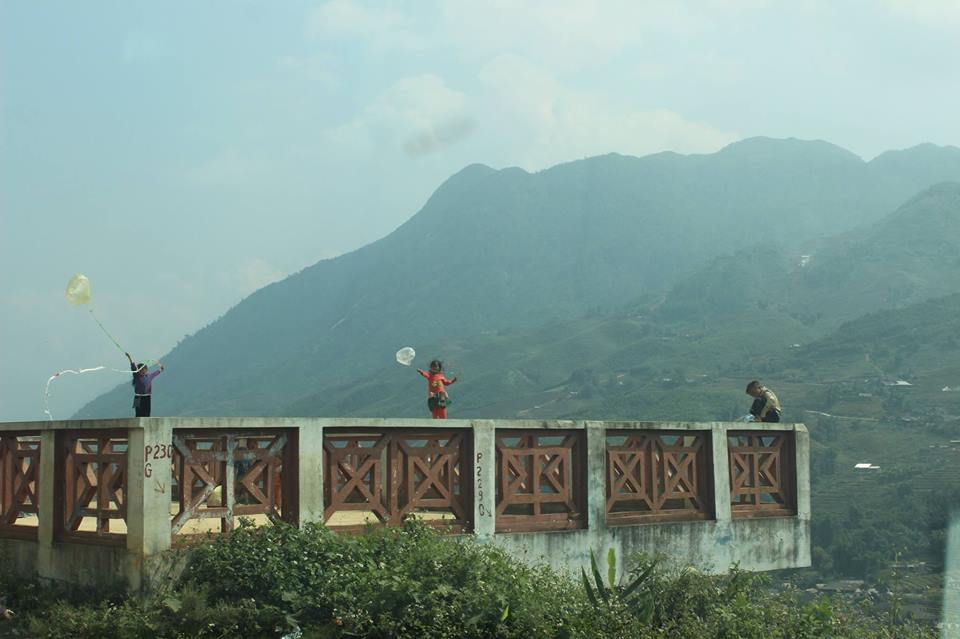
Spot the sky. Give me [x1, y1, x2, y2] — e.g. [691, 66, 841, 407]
[2, 0, 959, 421]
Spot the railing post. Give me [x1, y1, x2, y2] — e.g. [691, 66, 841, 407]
[126, 419, 173, 590]
[471, 420, 496, 539]
[794, 425, 812, 567]
[297, 422, 325, 525]
[585, 421, 607, 532]
[943, 510, 960, 637]
[794, 426, 811, 521]
[711, 424, 732, 523]
[35, 430, 57, 580]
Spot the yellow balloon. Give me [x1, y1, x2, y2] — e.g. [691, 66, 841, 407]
[65, 273, 92, 305]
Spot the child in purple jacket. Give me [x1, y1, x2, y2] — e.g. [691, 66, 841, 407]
[126, 352, 164, 417]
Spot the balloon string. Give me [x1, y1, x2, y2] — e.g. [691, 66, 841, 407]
[42, 365, 138, 421]
[88, 308, 126, 354]
[86, 308, 157, 365]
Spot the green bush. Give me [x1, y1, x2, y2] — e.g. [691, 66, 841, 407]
[185, 520, 639, 638]
[0, 521, 939, 638]
[631, 557, 933, 639]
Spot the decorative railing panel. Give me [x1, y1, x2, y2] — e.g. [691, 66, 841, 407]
[324, 429, 471, 532]
[0, 433, 41, 538]
[172, 430, 295, 535]
[59, 431, 128, 542]
[728, 431, 795, 518]
[495, 430, 586, 532]
[606, 431, 712, 525]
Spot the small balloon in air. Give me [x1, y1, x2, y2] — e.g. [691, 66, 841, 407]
[65, 274, 92, 305]
[395, 347, 416, 366]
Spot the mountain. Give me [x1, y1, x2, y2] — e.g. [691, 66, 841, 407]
[869, 143, 960, 193]
[74, 139, 960, 418]
[285, 183, 960, 421]
[784, 292, 960, 388]
[658, 182, 960, 325]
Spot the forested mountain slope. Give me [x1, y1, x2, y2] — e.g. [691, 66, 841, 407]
[75, 141, 960, 418]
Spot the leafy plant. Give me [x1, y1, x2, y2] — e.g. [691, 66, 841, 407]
[580, 548, 657, 622]
[2, 523, 940, 638]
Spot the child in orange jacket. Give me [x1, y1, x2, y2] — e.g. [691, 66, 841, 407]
[417, 359, 457, 419]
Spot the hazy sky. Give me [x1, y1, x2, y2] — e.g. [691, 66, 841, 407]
[2, 0, 959, 421]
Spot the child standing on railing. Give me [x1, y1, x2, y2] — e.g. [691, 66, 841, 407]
[417, 359, 457, 419]
[127, 352, 164, 417]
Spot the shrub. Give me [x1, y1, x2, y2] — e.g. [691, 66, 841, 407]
[630, 556, 933, 639]
[2, 521, 939, 639]
[185, 520, 640, 638]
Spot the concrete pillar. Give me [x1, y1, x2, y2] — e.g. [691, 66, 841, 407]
[794, 425, 811, 521]
[711, 425, 732, 522]
[471, 420, 496, 539]
[126, 419, 173, 589]
[793, 424, 812, 568]
[35, 429, 57, 580]
[585, 421, 607, 532]
[297, 422, 325, 525]
[943, 510, 960, 639]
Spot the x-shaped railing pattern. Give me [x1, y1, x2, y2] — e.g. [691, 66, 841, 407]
[172, 431, 289, 535]
[62, 433, 127, 540]
[728, 432, 794, 517]
[495, 432, 584, 532]
[606, 432, 708, 524]
[323, 430, 470, 530]
[0, 434, 40, 536]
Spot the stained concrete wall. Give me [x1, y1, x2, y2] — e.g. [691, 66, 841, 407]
[493, 514, 810, 578]
[0, 417, 810, 589]
[473, 419, 811, 576]
[943, 511, 960, 639]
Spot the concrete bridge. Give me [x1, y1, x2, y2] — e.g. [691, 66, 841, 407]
[0, 418, 810, 589]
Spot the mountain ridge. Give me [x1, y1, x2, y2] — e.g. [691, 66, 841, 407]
[74, 139, 960, 419]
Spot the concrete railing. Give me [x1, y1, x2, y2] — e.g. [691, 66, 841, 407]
[0, 418, 810, 589]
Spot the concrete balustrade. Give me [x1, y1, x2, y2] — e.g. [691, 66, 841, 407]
[0, 417, 810, 590]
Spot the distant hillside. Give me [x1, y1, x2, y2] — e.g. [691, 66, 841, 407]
[286, 184, 960, 421]
[784, 293, 960, 384]
[869, 143, 960, 194]
[658, 182, 960, 326]
[75, 140, 960, 418]
[285, 287, 960, 432]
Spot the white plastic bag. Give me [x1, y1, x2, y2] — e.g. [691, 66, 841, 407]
[395, 347, 416, 366]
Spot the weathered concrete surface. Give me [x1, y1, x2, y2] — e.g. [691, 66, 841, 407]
[492, 517, 810, 577]
[490, 420, 810, 577]
[297, 423, 325, 526]
[126, 421, 174, 590]
[1, 536, 129, 587]
[943, 511, 960, 639]
[0, 538, 38, 578]
[472, 420, 497, 538]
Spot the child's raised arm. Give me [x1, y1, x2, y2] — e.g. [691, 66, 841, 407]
[148, 365, 164, 382]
